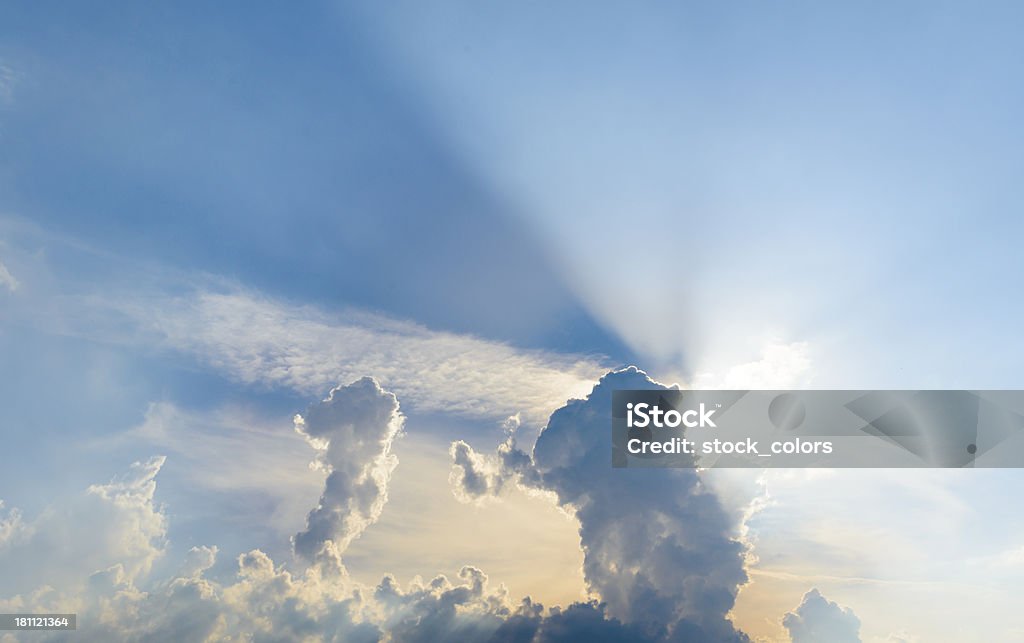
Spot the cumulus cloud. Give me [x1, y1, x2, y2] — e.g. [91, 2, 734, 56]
[0, 456, 167, 599]
[0, 542, 377, 642]
[372, 566, 516, 642]
[0, 457, 644, 642]
[449, 440, 506, 503]
[449, 416, 530, 504]
[293, 377, 404, 569]
[1, 374, 761, 641]
[783, 588, 861, 643]
[451, 367, 751, 641]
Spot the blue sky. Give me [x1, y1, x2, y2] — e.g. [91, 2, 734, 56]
[2, 2, 1024, 641]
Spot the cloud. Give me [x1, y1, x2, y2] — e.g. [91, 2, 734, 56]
[118, 401, 324, 537]
[0, 375, 759, 641]
[872, 631, 920, 643]
[292, 377, 404, 569]
[0, 260, 18, 292]
[0, 455, 645, 642]
[783, 588, 861, 643]
[0, 501, 25, 546]
[0, 62, 18, 104]
[994, 545, 1024, 567]
[0, 241, 607, 425]
[692, 341, 812, 389]
[448, 416, 526, 504]
[449, 440, 506, 503]
[0, 456, 167, 600]
[491, 599, 656, 643]
[89, 288, 607, 425]
[179, 545, 218, 579]
[451, 367, 751, 641]
[373, 566, 512, 642]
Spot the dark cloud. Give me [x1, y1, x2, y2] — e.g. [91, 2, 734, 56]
[496, 601, 658, 643]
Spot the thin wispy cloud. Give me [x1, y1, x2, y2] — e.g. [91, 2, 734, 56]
[0, 61, 18, 104]
[106, 288, 609, 424]
[0, 260, 18, 292]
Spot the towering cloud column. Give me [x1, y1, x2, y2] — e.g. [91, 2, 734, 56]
[452, 367, 751, 641]
[292, 377, 404, 570]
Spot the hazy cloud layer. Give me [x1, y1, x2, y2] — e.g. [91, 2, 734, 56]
[106, 289, 606, 425]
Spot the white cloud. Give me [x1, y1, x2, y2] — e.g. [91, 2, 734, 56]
[114, 399, 587, 610]
[103, 288, 607, 425]
[292, 377, 403, 569]
[869, 631, 921, 643]
[692, 340, 812, 389]
[448, 415, 524, 504]
[995, 545, 1024, 567]
[179, 545, 218, 580]
[0, 501, 26, 549]
[449, 440, 506, 504]
[0, 457, 167, 600]
[0, 260, 18, 292]
[783, 588, 861, 643]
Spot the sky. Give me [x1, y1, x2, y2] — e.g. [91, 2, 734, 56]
[2, 2, 1024, 641]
